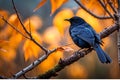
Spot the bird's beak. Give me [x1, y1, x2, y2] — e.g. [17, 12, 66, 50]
[64, 19, 70, 21]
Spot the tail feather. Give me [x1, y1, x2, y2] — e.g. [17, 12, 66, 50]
[94, 44, 112, 63]
[103, 51, 112, 63]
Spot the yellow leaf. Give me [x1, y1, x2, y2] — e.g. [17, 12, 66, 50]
[0, 9, 9, 27]
[0, 40, 9, 53]
[24, 15, 42, 31]
[6, 14, 26, 35]
[33, 0, 47, 12]
[50, 0, 68, 15]
[66, 63, 88, 78]
[0, 40, 16, 62]
[43, 26, 61, 45]
[76, 9, 102, 32]
[0, 48, 7, 53]
[23, 32, 42, 61]
[38, 47, 63, 74]
[53, 8, 74, 35]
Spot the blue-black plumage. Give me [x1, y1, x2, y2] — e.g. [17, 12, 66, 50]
[65, 16, 112, 63]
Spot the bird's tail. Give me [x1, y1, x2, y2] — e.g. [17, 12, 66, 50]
[94, 44, 112, 63]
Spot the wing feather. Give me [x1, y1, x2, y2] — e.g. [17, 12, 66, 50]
[76, 27, 95, 46]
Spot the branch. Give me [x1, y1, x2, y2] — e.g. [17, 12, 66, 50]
[0, 76, 6, 79]
[98, 0, 114, 19]
[13, 48, 56, 78]
[11, 0, 48, 53]
[107, 0, 117, 13]
[0, 15, 29, 39]
[11, 0, 30, 36]
[117, 0, 120, 65]
[36, 48, 93, 79]
[35, 24, 119, 79]
[74, 0, 112, 19]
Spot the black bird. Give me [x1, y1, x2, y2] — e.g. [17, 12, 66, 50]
[65, 16, 112, 63]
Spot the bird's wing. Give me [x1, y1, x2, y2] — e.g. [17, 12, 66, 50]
[76, 27, 95, 46]
[84, 23, 103, 44]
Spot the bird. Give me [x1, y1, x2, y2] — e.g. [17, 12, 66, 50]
[65, 16, 112, 63]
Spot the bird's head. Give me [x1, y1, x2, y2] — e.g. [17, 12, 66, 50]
[64, 16, 85, 26]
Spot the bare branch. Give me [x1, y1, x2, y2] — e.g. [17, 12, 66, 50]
[117, 0, 120, 65]
[0, 15, 29, 39]
[98, 0, 114, 19]
[13, 48, 56, 79]
[28, 18, 32, 35]
[35, 24, 119, 79]
[99, 24, 118, 38]
[74, 0, 112, 19]
[36, 48, 93, 79]
[107, 0, 117, 13]
[11, 0, 30, 36]
[11, 0, 48, 52]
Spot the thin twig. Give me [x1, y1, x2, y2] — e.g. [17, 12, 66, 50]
[13, 48, 56, 79]
[11, 0, 30, 36]
[107, 0, 117, 13]
[0, 15, 29, 39]
[36, 23, 119, 79]
[98, 0, 114, 19]
[74, 0, 112, 19]
[11, 0, 48, 52]
[28, 18, 32, 35]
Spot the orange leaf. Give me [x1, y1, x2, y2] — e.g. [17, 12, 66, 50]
[24, 15, 42, 31]
[33, 0, 47, 12]
[0, 40, 9, 53]
[43, 26, 61, 45]
[0, 48, 7, 53]
[66, 63, 88, 78]
[56, 46, 74, 53]
[56, 47, 65, 51]
[53, 8, 74, 35]
[23, 33, 42, 61]
[0, 9, 9, 27]
[50, 0, 68, 15]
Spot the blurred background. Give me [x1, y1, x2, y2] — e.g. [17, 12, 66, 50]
[0, 0, 120, 79]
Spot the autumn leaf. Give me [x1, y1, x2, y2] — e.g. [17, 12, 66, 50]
[0, 40, 9, 53]
[24, 15, 42, 31]
[38, 46, 63, 74]
[23, 32, 42, 61]
[56, 46, 74, 53]
[43, 26, 61, 46]
[66, 63, 88, 78]
[33, 0, 47, 12]
[0, 39, 17, 62]
[33, 0, 68, 15]
[53, 8, 74, 35]
[0, 9, 9, 27]
[50, 0, 68, 15]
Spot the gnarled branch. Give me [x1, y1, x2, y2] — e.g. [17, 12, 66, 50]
[35, 24, 118, 79]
